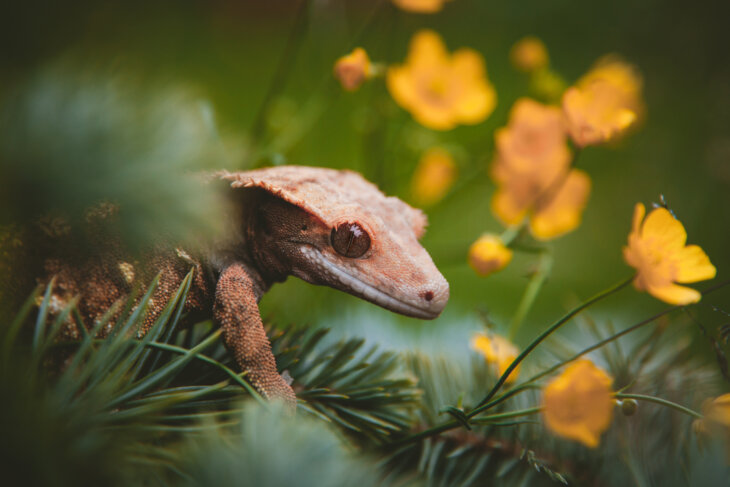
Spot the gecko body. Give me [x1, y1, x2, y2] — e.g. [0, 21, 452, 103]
[31, 166, 449, 405]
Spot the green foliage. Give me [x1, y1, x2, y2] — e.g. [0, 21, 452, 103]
[1, 2, 729, 485]
[0, 277, 420, 485]
[385, 355, 561, 487]
[0, 58, 227, 250]
[1, 269, 728, 486]
[179, 402, 386, 487]
[0, 273, 206, 486]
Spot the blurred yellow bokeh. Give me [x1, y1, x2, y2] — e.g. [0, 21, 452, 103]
[392, 0, 451, 14]
[491, 98, 590, 240]
[467, 234, 513, 277]
[411, 147, 457, 206]
[510, 36, 549, 73]
[334, 47, 373, 92]
[563, 57, 644, 147]
[387, 30, 496, 130]
[471, 332, 520, 383]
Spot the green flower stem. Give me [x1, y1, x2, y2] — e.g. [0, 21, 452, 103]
[472, 276, 634, 413]
[390, 279, 730, 449]
[249, 0, 311, 145]
[615, 393, 703, 420]
[499, 223, 525, 246]
[391, 407, 543, 448]
[475, 278, 730, 414]
[508, 250, 553, 340]
[470, 406, 542, 424]
[391, 421, 460, 447]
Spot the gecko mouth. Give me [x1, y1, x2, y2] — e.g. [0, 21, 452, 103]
[298, 246, 440, 319]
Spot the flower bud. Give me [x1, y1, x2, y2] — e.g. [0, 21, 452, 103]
[334, 48, 372, 92]
[468, 234, 513, 277]
[510, 37, 549, 73]
[619, 398, 638, 416]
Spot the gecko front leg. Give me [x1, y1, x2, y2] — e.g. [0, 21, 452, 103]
[214, 262, 296, 407]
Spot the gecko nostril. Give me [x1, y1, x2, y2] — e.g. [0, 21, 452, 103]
[423, 291, 434, 302]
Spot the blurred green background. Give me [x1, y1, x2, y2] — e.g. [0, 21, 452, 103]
[2, 0, 729, 358]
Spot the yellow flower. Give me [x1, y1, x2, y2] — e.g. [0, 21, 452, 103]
[694, 393, 730, 463]
[510, 36, 549, 73]
[580, 56, 644, 116]
[562, 57, 643, 147]
[491, 98, 590, 240]
[387, 30, 496, 130]
[471, 332, 520, 383]
[623, 203, 716, 305]
[411, 147, 457, 206]
[334, 48, 372, 92]
[392, 0, 451, 13]
[527, 170, 591, 240]
[542, 359, 614, 448]
[703, 393, 730, 427]
[468, 234, 513, 277]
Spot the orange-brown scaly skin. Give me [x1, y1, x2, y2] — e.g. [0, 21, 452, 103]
[28, 166, 449, 407]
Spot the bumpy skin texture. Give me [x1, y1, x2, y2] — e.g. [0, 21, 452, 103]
[29, 166, 449, 407]
[214, 262, 296, 404]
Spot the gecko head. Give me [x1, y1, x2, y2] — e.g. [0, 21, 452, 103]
[225, 167, 449, 320]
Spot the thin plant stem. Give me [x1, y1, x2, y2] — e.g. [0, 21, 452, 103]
[389, 279, 730, 448]
[249, 0, 311, 146]
[508, 250, 553, 340]
[474, 278, 730, 414]
[250, 0, 389, 166]
[390, 421, 459, 448]
[473, 276, 635, 412]
[615, 393, 702, 420]
[499, 223, 525, 246]
[470, 406, 542, 424]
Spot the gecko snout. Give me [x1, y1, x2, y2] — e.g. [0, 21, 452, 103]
[417, 278, 449, 318]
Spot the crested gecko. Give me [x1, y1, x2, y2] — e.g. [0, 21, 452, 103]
[29, 166, 449, 406]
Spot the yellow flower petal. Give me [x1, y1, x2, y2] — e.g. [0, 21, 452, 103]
[471, 332, 520, 383]
[579, 56, 644, 117]
[452, 50, 497, 123]
[562, 80, 637, 147]
[640, 207, 687, 249]
[675, 245, 717, 283]
[411, 147, 458, 206]
[704, 393, 730, 427]
[490, 98, 586, 240]
[530, 169, 591, 240]
[624, 203, 715, 305]
[631, 202, 645, 235]
[562, 56, 643, 147]
[542, 359, 614, 448]
[491, 185, 529, 226]
[386, 66, 412, 104]
[411, 30, 450, 65]
[647, 282, 702, 306]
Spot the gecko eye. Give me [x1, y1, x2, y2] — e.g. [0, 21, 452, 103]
[331, 222, 370, 258]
